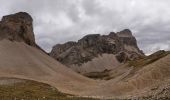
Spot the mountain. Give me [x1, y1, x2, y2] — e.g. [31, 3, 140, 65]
[50, 29, 144, 73]
[0, 12, 98, 97]
[0, 12, 170, 100]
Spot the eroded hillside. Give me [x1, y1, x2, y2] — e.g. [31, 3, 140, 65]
[0, 12, 169, 100]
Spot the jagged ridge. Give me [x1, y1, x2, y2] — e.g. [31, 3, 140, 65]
[50, 29, 144, 69]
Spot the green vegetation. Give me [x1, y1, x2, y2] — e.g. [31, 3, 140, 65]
[0, 78, 98, 100]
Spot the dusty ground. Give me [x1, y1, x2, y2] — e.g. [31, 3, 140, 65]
[71, 54, 120, 73]
[0, 39, 169, 99]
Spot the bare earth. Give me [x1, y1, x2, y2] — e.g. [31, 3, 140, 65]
[0, 39, 170, 99]
[70, 54, 120, 73]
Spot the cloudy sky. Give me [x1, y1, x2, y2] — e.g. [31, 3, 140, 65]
[0, 0, 170, 54]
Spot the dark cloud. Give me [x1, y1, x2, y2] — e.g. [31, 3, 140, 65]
[0, 0, 170, 54]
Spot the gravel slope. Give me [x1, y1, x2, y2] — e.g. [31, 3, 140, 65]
[0, 39, 169, 99]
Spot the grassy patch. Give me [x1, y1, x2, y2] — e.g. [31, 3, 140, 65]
[0, 78, 98, 100]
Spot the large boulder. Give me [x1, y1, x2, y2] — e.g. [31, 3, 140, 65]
[0, 12, 36, 46]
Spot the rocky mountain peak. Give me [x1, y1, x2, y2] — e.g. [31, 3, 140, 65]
[50, 29, 144, 69]
[117, 29, 133, 37]
[78, 34, 101, 48]
[2, 12, 33, 23]
[0, 12, 36, 46]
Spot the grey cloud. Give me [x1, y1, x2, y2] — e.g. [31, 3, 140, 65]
[0, 0, 170, 54]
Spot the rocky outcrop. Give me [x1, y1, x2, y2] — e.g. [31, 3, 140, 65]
[0, 12, 36, 46]
[50, 29, 144, 69]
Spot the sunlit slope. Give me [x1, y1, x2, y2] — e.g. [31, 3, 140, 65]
[0, 39, 97, 95]
[88, 54, 170, 97]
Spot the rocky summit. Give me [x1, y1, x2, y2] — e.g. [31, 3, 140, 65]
[50, 29, 144, 69]
[0, 12, 36, 46]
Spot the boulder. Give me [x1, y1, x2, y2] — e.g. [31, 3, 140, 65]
[0, 12, 36, 46]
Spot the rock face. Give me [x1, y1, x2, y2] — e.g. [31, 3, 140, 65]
[50, 29, 144, 70]
[0, 12, 36, 46]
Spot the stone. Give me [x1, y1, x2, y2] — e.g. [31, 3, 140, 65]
[50, 29, 144, 67]
[0, 12, 36, 46]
